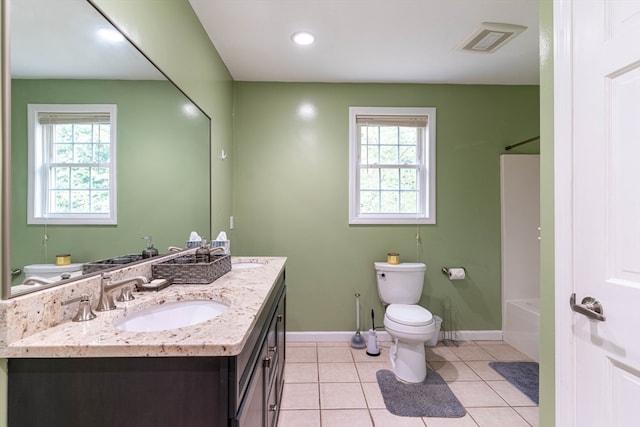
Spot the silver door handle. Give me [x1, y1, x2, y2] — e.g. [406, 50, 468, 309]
[570, 293, 605, 321]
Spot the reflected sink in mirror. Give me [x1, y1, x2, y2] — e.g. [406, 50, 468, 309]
[113, 300, 229, 332]
[232, 263, 265, 270]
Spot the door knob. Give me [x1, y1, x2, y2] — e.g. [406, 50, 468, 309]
[570, 293, 605, 321]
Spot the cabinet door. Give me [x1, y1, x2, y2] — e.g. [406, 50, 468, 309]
[236, 343, 267, 427]
[266, 379, 278, 427]
[276, 292, 286, 399]
[265, 293, 285, 427]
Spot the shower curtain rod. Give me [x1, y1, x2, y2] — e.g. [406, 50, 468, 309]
[505, 136, 540, 151]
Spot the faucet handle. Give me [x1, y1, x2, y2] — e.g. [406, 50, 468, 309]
[115, 286, 135, 303]
[71, 294, 97, 322]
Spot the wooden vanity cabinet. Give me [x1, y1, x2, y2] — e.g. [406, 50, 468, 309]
[232, 275, 286, 427]
[7, 273, 286, 427]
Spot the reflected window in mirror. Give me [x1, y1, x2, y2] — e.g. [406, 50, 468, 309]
[27, 104, 117, 225]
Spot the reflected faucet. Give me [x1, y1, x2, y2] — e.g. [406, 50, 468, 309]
[209, 247, 225, 256]
[95, 272, 149, 311]
[22, 276, 56, 286]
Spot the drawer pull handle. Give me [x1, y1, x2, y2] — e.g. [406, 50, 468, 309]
[277, 314, 283, 322]
[263, 357, 272, 368]
[269, 346, 277, 353]
[269, 404, 278, 412]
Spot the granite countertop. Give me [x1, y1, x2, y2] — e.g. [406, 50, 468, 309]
[2, 257, 286, 358]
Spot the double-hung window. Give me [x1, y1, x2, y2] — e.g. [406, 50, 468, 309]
[28, 104, 117, 225]
[349, 107, 436, 225]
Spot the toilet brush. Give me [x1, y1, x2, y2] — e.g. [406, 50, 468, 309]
[366, 309, 380, 356]
[350, 294, 366, 349]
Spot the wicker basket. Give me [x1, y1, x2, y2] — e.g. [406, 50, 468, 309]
[151, 254, 231, 284]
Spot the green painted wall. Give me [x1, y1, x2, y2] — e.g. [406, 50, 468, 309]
[91, 0, 235, 234]
[232, 82, 539, 332]
[539, 1, 555, 425]
[10, 79, 209, 282]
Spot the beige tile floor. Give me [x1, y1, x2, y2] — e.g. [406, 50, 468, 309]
[277, 340, 538, 427]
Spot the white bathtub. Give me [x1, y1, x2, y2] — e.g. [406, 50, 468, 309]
[503, 298, 539, 361]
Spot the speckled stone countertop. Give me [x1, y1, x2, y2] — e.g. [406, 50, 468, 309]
[0, 257, 286, 358]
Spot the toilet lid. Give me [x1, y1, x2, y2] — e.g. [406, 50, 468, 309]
[386, 304, 433, 326]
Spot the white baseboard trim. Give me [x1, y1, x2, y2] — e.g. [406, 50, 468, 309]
[286, 331, 392, 342]
[286, 330, 503, 343]
[452, 330, 503, 341]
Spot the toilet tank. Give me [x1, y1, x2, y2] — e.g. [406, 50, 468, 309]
[374, 262, 426, 304]
[24, 263, 83, 280]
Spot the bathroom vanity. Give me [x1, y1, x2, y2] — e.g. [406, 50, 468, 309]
[1, 257, 286, 427]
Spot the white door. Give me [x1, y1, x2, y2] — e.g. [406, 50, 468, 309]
[554, 0, 640, 427]
[554, 1, 640, 426]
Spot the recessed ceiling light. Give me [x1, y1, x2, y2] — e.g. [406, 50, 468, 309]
[291, 31, 315, 46]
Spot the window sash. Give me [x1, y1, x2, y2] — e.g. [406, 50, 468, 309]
[28, 104, 117, 225]
[349, 106, 436, 225]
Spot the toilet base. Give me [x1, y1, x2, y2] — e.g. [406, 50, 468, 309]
[389, 339, 427, 383]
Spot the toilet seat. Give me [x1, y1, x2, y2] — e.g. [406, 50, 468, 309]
[385, 304, 433, 327]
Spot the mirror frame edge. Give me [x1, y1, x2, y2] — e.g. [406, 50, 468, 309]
[87, 0, 211, 125]
[2, 0, 12, 300]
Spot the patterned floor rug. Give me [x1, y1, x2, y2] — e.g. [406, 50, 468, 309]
[489, 361, 539, 404]
[376, 369, 466, 418]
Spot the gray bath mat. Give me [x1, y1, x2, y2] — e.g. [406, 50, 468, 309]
[489, 361, 539, 404]
[376, 369, 466, 418]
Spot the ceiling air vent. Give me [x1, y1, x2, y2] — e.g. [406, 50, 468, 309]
[458, 22, 527, 53]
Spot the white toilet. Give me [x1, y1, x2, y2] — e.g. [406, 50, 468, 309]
[374, 262, 435, 383]
[23, 263, 83, 280]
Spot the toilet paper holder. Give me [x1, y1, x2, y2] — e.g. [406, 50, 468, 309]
[441, 267, 466, 279]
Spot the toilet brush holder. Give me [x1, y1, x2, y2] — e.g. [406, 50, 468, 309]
[366, 329, 380, 357]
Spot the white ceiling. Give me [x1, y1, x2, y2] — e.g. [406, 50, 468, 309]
[11, 0, 540, 86]
[11, 0, 163, 80]
[188, 0, 540, 85]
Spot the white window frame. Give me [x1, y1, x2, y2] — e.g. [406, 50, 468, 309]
[348, 106, 436, 225]
[27, 104, 118, 225]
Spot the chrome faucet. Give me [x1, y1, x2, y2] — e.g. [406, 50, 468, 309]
[95, 272, 149, 311]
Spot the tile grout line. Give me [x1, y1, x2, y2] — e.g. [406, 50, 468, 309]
[281, 341, 537, 427]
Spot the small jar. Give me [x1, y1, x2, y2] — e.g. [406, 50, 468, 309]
[387, 253, 400, 265]
[56, 254, 71, 266]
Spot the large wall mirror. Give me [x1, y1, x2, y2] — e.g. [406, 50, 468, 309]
[2, 0, 211, 298]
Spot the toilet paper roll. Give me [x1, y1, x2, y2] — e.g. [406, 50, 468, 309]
[448, 268, 466, 280]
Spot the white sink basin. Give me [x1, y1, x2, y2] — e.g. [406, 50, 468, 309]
[113, 300, 229, 332]
[232, 262, 264, 270]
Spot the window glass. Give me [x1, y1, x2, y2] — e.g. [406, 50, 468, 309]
[349, 107, 436, 225]
[28, 104, 117, 225]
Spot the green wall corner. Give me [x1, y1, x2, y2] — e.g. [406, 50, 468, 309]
[232, 82, 540, 333]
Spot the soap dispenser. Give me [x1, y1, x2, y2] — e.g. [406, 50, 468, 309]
[195, 239, 210, 263]
[141, 236, 159, 259]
